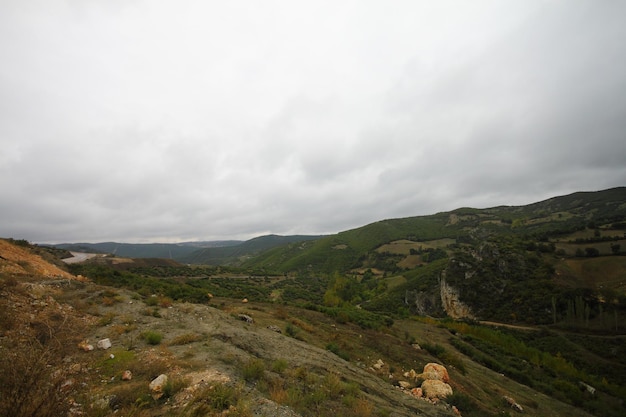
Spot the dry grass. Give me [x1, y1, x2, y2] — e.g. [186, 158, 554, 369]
[168, 332, 204, 346]
[289, 317, 315, 332]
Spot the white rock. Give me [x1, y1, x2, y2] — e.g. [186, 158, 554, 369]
[97, 338, 112, 350]
[149, 374, 169, 400]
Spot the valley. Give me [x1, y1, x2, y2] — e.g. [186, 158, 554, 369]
[2, 187, 626, 416]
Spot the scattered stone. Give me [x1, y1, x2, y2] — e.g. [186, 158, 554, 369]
[398, 380, 411, 389]
[452, 405, 461, 415]
[579, 381, 596, 395]
[403, 369, 419, 380]
[412, 343, 422, 350]
[122, 370, 132, 381]
[242, 298, 249, 303]
[61, 378, 74, 391]
[78, 340, 94, 352]
[69, 363, 83, 373]
[238, 314, 254, 323]
[109, 354, 115, 359]
[267, 325, 282, 333]
[410, 387, 423, 398]
[503, 395, 524, 412]
[97, 338, 112, 350]
[421, 379, 453, 400]
[373, 359, 385, 370]
[149, 374, 168, 400]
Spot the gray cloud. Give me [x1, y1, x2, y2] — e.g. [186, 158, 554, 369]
[1, 0, 625, 243]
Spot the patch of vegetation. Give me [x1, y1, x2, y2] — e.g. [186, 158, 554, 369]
[326, 342, 350, 361]
[168, 332, 204, 346]
[241, 358, 265, 382]
[141, 330, 163, 345]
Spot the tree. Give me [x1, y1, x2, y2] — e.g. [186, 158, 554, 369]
[611, 243, 621, 255]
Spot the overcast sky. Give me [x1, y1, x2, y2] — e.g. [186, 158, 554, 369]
[1, 1, 626, 244]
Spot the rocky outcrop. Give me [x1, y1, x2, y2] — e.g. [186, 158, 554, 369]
[403, 363, 453, 401]
[440, 270, 474, 320]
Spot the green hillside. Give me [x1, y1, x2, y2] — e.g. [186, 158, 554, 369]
[179, 234, 324, 265]
[239, 187, 626, 330]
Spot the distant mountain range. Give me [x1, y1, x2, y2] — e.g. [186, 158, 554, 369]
[49, 187, 626, 274]
[49, 235, 324, 265]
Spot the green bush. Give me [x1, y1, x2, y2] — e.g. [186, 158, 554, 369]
[326, 342, 350, 361]
[422, 342, 446, 356]
[271, 359, 288, 374]
[242, 358, 265, 381]
[141, 330, 163, 345]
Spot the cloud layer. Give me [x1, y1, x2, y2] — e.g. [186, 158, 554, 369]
[1, 1, 625, 243]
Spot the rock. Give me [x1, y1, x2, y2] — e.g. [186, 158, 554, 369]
[440, 270, 475, 319]
[267, 325, 282, 333]
[410, 387, 423, 398]
[398, 380, 411, 389]
[421, 363, 449, 383]
[242, 298, 248, 303]
[579, 381, 596, 395]
[403, 369, 419, 380]
[503, 395, 524, 412]
[238, 314, 254, 323]
[78, 340, 94, 352]
[122, 370, 132, 381]
[373, 359, 384, 370]
[149, 374, 168, 400]
[69, 363, 83, 373]
[421, 379, 453, 400]
[97, 338, 112, 350]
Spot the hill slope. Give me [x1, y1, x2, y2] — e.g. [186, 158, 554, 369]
[2, 238, 610, 417]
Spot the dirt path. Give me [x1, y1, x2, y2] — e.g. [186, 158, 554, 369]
[479, 321, 539, 331]
[62, 251, 99, 264]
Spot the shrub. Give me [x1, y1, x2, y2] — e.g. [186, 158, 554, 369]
[145, 296, 159, 307]
[242, 358, 265, 382]
[271, 359, 288, 374]
[141, 330, 163, 345]
[0, 341, 75, 417]
[285, 323, 299, 338]
[446, 392, 478, 413]
[326, 342, 350, 361]
[422, 342, 446, 357]
[168, 333, 203, 346]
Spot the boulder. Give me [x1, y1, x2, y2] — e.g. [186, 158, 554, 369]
[421, 379, 453, 400]
[421, 363, 449, 383]
[149, 374, 168, 400]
